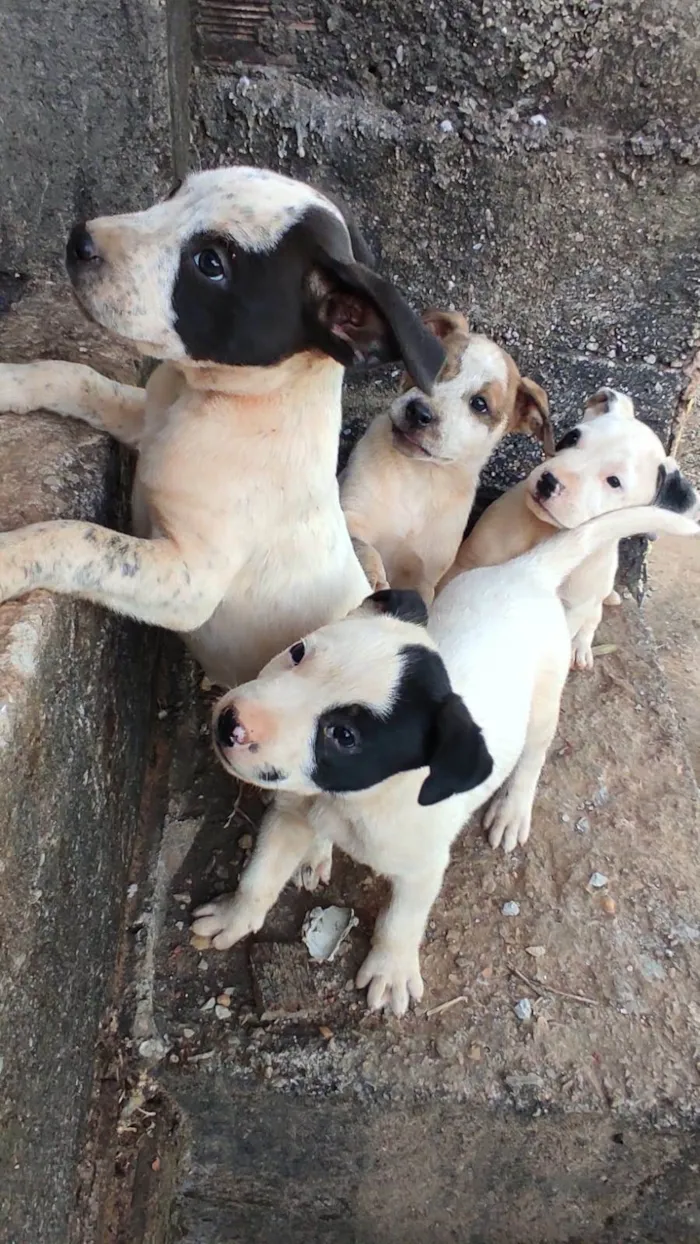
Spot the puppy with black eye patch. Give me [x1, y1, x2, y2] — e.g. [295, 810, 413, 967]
[0, 166, 444, 688]
[340, 309, 553, 603]
[441, 387, 699, 669]
[192, 499, 699, 1015]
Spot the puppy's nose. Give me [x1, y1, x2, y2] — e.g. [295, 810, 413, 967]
[404, 397, 434, 428]
[67, 222, 101, 264]
[216, 704, 246, 749]
[536, 470, 559, 500]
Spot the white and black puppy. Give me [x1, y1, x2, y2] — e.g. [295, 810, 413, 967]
[192, 502, 698, 1015]
[0, 167, 444, 686]
[443, 388, 698, 669]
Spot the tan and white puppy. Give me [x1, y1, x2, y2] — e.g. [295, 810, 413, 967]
[441, 388, 698, 669]
[340, 310, 553, 602]
[0, 167, 444, 687]
[191, 503, 698, 1015]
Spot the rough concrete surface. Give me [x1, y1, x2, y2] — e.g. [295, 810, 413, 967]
[0, 0, 190, 275]
[88, 595, 700, 1243]
[0, 288, 158, 1244]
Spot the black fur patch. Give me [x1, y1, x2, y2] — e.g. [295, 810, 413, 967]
[256, 766, 287, 784]
[310, 645, 492, 803]
[366, 589, 428, 626]
[171, 206, 444, 391]
[654, 464, 696, 513]
[555, 426, 582, 452]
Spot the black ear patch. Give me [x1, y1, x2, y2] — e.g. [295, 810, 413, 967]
[366, 589, 429, 627]
[654, 464, 696, 514]
[418, 693, 493, 807]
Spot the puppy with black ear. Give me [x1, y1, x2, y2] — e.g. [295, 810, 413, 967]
[340, 309, 553, 603]
[0, 167, 444, 688]
[441, 387, 699, 669]
[192, 586, 493, 1016]
[193, 502, 700, 1016]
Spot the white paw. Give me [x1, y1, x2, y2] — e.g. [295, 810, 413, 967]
[603, 589, 621, 607]
[191, 892, 266, 950]
[571, 639, 594, 671]
[483, 792, 532, 853]
[293, 841, 333, 891]
[355, 946, 424, 1016]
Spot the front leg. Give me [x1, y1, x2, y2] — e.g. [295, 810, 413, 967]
[356, 863, 448, 1016]
[0, 361, 146, 448]
[191, 799, 317, 949]
[350, 536, 389, 592]
[0, 521, 228, 630]
[567, 600, 604, 671]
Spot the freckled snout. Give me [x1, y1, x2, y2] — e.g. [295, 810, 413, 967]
[535, 470, 561, 501]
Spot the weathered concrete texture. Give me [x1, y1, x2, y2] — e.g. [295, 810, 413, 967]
[105, 595, 700, 1241]
[0, 0, 190, 275]
[0, 290, 158, 1244]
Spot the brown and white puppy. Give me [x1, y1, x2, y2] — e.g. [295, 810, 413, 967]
[0, 167, 444, 687]
[339, 310, 553, 603]
[440, 387, 698, 669]
[191, 501, 698, 1015]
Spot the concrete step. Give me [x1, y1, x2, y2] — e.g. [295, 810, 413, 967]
[0, 284, 160, 1244]
[91, 593, 700, 1242]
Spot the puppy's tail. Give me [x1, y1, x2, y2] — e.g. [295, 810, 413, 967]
[519, 506, 699, 591]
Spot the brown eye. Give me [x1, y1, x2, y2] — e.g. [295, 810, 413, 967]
[470, 394, 489, 416]
[194, 248, 226, 281]
[325, 723, 359, 749]
[607, 475, 622, 489]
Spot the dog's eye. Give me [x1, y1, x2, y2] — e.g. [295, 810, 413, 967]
[556, 428, 581, 451]
[289, 641, 306, 665]
[469, 394, 490, 416]
[194, 248, 226, 281]
[324, 723, 359, 750]
[607, 475, 622, 489]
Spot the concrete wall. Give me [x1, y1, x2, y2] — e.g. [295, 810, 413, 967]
[0, 0, 191, 274]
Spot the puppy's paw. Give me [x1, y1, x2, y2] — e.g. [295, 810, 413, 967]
[191, 893, 266, 950]
[353, 539, 390, 592]
[483, 792, 532, 853]
[603, 589, 621, 608]
[293, 840, 333, 891]
[571, 638, 595, 671]
[356, 946, 424, 1016]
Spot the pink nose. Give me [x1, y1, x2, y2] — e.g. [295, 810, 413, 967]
[216, 705, 248, 749]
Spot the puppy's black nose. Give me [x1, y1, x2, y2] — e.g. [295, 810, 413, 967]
[216, 705, 240, 749]
[67, 223, 101, 264]
[404, 397, 434, 428]
[536, 470, 559, 500]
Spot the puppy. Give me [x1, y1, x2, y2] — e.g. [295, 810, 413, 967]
[191, 503, 698, 1015]
[0, 167, 444, 687]
[440, 388, 697, 669]
[340, 309, 553, 602]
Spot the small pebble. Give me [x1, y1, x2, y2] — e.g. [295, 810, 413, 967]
[319, 1026, 333, 1040]
[174, 892, 191, 905]
[216, 993, 231, 1008]
[238, 834, 253, 850]
[575, 817, 590, 834]
[525, 945, 546, 958]
[514, 998, 532, 1021]
[198, 958, 208, 973]
[643, 353, 657, 365]
[589, 872, 608, 889]
[530, 113, 547, 126]
[601, 896, 616, 915]
[182, 1028, 195, 1039]
[560, 813, 570, 824]
[126, 883, 138, 900]
[201, 996, 216, 1012]
[439, 119, 454, 133]
[157, 709, 168, 720]
[502, 901, 520, 917]
[190, 934, 209, 951]
[468, 1043, 482, 1061]
[215, 1005, 232, 1020]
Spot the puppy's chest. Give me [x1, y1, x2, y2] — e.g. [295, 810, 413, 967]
[311, 798, 425, 875]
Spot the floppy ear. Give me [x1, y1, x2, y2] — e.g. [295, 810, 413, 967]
[583, 387, 636, 422]
[422, 308, 470, 339]
[512, 378, 555, 456]
[311, 256, 446, 394]
[364, 588, 429, 627]
[418, 693, 493, 806]
[654, 460, 698, 514]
